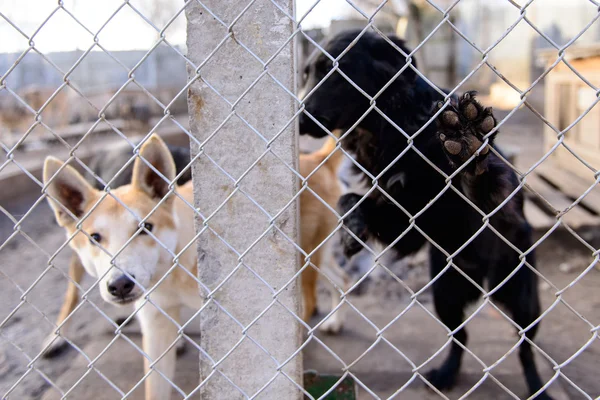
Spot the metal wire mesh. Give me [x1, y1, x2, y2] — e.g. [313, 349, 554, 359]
[1, 0, 600, 399]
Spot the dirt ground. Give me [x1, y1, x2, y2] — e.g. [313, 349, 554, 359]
[1, 86, 599, 399]
[306, 233, 600, 400]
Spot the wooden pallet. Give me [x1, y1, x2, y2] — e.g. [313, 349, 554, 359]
[523, 163, 600, 231]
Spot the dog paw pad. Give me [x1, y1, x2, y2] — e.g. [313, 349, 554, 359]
[462, 102, 478, 120]
[441, 110, 460, 127]
[480, 114, 495, 134]
[443, 140, 462, 155]
[436, 91, 497, 175]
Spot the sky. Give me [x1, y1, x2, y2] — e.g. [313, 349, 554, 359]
[1, 0, 590, 54]
[0, 0, 362, 54]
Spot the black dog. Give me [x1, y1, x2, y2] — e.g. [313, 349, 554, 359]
[299, 30, 551, 400]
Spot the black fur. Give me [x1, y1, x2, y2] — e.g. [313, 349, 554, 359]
[300, 30, 550, 400]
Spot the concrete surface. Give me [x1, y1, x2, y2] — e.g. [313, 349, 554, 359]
[185, 1, 303, 399]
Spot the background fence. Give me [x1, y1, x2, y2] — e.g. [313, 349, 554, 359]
[1, 0, 600, 399]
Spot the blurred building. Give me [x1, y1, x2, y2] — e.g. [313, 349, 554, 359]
[299, 0, 600, 92]
[456, 0, 600, 90]
[538, 44, 600, 179]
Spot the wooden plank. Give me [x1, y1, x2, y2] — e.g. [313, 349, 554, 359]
[524, 199, 554, 231]
[524, 172, 600, 228]
[535, 163, 600, 215]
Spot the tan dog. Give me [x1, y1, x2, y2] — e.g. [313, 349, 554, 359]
[43, 134, 349, 398]
[299, 133, 349, 332]
[44, 135, 200, 400]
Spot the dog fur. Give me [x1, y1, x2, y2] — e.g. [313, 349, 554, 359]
[43, 135, 350, 394]
[45, 135, 199, 400]
[299, 30, 551, 400]
[300, 132, 350, 333]
[42, 141, 193, 358]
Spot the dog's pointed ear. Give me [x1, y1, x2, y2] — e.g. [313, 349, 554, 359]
[44, 157, 96, 226]
[132, 134, 176, 200]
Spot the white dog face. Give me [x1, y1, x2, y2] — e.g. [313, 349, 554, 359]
[44, 135, 179, 305]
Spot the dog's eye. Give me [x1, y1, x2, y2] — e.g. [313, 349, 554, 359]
[90, 233, 102, 244]
[141, 222, 153, 234]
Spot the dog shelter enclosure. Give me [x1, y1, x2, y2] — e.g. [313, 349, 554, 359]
[1, 1, 600, 400]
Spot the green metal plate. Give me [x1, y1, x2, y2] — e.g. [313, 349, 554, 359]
[303, 370, 357, 400]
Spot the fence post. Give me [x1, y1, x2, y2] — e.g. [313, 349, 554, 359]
[185, 2, 303, 399]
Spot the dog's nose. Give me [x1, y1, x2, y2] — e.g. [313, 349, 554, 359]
[107, 275, 135, 298]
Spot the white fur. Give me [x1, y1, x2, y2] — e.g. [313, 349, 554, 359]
[45, 135, 200, 400]
[70, 208, 179, 304]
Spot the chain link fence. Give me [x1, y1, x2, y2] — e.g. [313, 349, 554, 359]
[1, 0, 600, 399]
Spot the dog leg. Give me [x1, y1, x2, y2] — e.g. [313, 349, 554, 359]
[318, 242, 350, 334]
[425, 295, 468, 390]
[515, 320, 552, 400]
[492, 261, 553, 400]
[514, 291, 553, 400]
[498, 297, 552, 399]
[138, 301, 180, 400]
[42, 253, 84, 358]
[425, 249, 481, 391]
[338, 193, 371, 258]
[302, 252, 320, 323]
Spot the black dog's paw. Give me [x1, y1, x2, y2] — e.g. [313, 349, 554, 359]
[340, 227, 366, 258]
[340, 210, 368, 258]
[436, 91, 497, 176]
[425, 367, 458, 392]
[339, 194, 369, 258]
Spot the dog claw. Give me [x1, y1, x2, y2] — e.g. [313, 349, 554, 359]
[462, 90, 477, 100]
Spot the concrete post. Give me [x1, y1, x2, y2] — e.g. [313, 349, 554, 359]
[185, 2, 303, 399]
